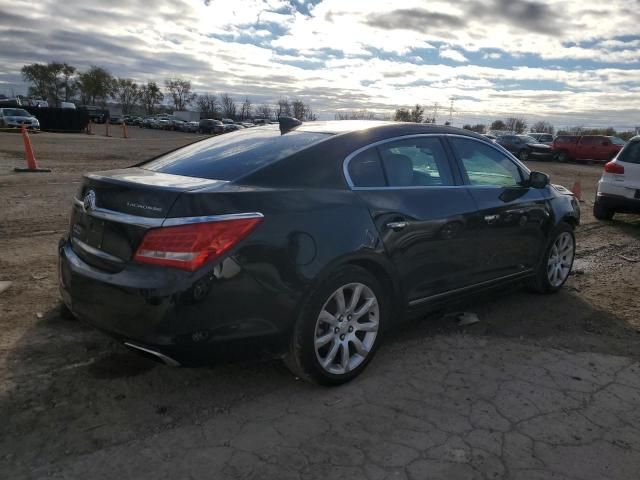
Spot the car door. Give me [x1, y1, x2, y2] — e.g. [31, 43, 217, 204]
[345, 135, 479, 304]
[446, 135, 550, 283]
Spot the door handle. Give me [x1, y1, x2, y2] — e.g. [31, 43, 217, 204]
[484, 214, 500, 224]
[386, 221, 408, 231]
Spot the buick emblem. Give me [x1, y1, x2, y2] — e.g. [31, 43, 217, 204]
[83, 190, 96, 211]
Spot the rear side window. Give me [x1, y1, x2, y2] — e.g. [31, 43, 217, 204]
[143, 127, 331, 180]
[348, 149, 386, 187]
[450, 137, 523, 187]
[378, 137, 454, 186]
[618, 141, 640, 164]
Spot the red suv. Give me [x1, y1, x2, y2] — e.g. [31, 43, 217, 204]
[552, 135, 625, 162]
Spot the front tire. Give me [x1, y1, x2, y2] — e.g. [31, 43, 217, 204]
[556, 151, 569, 163]
[518, 149, 529, 162]
[529, 223, 575, 293]
[284, 265, 387, 385]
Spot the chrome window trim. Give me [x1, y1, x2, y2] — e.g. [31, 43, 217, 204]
[73, 197, 263, 228]
[342, 133, 516, 190]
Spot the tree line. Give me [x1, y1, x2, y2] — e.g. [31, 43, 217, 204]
[20, 62, 317, 121]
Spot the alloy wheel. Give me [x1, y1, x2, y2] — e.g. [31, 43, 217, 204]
[547, 232, 574, 287]
[314, 283, 379, 375]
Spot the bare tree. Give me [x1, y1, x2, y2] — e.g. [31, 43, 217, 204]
[292, 99, 306, 120]
[276, 98, 291, 118]
[165, 78, 196, 111]
[196, 93, 219, 118]
[394, 108, 411, 122]
[410, 104, 424, 123]
[240, 97, 252, 120]
[490, 119, 506, 131]
[112, 78, 140, 114]
[531, 121, 555, 134]
[140, 81, 164, 115]
[304, 104, 317, 121]
[504, 117, 527, 133]
[394, 104, 424, 123]
[334, 110, 377, 120]
[255, 104, 273, 120]
[76, 66, 114, 106]
[220, 93, 236, 119]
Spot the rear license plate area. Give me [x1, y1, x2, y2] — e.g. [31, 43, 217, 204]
[72, 214, 105, 248]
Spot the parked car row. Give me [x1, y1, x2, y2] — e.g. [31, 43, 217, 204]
[127, 115, 276, 134]
[486, 133, 626, 163]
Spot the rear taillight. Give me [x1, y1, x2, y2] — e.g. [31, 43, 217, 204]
[133, 217, 262, 271]
[604, 161, 624, 174]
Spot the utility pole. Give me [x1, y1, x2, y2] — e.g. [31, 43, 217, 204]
[431, 102, 439, 123]
[447, 97, 455, 125]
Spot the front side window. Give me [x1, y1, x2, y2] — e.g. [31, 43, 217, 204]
[377, 137, 454, 187]
[449, 137, 524, 187]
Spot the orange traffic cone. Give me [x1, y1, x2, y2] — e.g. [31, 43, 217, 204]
[571, 178, 583, 202]
[14, 125, 51, 172]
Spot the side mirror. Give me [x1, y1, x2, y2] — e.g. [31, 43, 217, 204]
[529, 171, 550, 189]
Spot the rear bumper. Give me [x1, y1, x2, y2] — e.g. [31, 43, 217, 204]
[596, 193, 640, 213]
[58, 238, 291, 363]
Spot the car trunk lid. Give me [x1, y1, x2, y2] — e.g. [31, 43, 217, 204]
[70, 168, 226, 272]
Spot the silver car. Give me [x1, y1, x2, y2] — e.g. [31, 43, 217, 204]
[0, 108, 40, 130]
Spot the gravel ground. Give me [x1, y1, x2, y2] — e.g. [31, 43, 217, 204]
[1, 127, 639, 479]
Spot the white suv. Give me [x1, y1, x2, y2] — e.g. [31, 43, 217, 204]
[594, 136, 640, 219]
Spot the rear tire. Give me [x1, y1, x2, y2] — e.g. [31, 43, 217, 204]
[593, 200, 614, 220]
[529, 222, 575, 293]
[284, 265, 387, 385]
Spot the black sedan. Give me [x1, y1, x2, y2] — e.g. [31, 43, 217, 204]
[497, 134, 553, 162]
[58, 120, 580, 384]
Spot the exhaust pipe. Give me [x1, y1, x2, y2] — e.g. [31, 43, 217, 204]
[124, 342, 181, 367]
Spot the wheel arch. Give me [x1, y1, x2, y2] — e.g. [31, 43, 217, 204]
[296, 251, 406, 331]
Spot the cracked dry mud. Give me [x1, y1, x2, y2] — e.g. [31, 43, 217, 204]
[1, 129, 640, 479]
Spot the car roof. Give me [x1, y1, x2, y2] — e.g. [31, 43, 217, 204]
[295, 120, 481, 137]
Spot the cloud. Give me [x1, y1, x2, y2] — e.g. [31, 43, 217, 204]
[439, 48, 469, 63]
[0, 0, 639, 128]
[365, 8, 465, 32]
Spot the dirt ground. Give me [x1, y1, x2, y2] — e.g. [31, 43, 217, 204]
[1, 126, 639, 479]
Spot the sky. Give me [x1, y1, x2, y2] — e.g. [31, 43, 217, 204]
[0, 0, 639, 129]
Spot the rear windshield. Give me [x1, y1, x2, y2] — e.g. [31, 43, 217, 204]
[142, 126, 331, 180]
[618, 141, 640, 164]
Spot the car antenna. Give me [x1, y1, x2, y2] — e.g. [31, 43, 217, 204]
[279, 116, 302, 135]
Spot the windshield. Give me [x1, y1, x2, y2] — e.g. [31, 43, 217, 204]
[610, 137, 626, 145]
[3, 108, 31, 117]
[518, 135, 538, 143]
[143, 125, 331, 180]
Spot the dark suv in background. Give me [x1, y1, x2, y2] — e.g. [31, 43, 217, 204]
[496, 135, 553, 161]
[199, 119, 224, 134]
